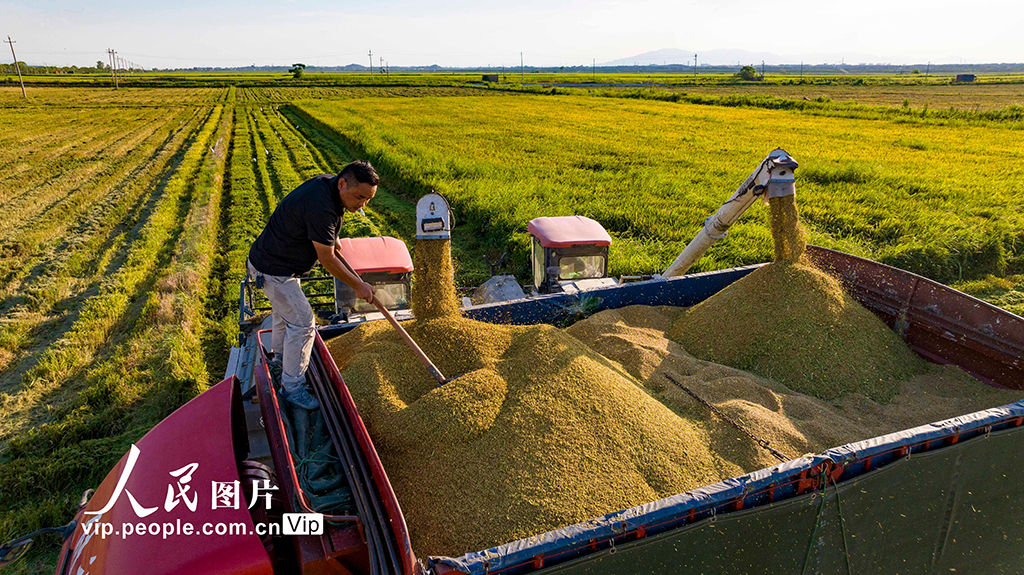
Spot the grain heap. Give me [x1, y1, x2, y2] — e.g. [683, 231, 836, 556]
[668, 194, 923, 401]
[568, 305, 1020, 468]
[329, 312, 747, 557]
[328, 239, 746, 556]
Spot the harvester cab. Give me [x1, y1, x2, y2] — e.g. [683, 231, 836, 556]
[528, 215, 615, 294]
[334, 236, 414, 317]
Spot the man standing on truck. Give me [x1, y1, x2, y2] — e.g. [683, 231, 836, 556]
[246, 161, 379, 410]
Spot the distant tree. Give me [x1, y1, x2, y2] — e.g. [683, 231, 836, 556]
[736, 65, 758, 81]
[289, 63, 306, 79]
[912, 68, 921, 74]
[97, 60, 106, 70]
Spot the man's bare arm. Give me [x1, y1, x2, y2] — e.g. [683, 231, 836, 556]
[313, 241, 374, 303]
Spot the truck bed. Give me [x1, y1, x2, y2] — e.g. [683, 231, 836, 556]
[249, 246, 1024, 575]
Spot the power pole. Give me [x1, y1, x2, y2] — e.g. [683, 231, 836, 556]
[761, 60, 765, 80]
[368, 50, 373, 80]
[694, 53, 697, 81]
[800, 61, 803, 79]
[4, 36, 25, 98]
[926, 61, 930, 79]
[107, 48, 118, 88]
[592, 58, 595, 82]
[520, 52, 524, 82]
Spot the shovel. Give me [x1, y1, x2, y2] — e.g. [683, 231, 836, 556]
[337, 254, 455, 386]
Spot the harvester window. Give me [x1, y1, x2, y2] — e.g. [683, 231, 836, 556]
[350, 282, 409, 314]
[559, 255, 605, 280]
[532, 238, 546, 288]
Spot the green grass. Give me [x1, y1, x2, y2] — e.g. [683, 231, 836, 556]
[291, 94, 1024, 287]
[954, 275, 1024, 317]
[2, 79, 1024, 573]
[0, 104, 233, 569]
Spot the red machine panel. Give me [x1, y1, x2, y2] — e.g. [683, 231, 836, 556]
[56, 378, 273, 575]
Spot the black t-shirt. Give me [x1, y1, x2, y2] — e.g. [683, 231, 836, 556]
[248, 174, 345, 276]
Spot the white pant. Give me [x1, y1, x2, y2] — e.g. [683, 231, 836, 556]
[247, 260, 315, 392]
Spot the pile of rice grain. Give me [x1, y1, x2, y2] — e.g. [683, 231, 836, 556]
[668, 262, 925, 401]
[569, 305, 1020, 468]
[327, 315, 743, 557]
[667, 193, 924, 401]
[328, 238, 740, 556]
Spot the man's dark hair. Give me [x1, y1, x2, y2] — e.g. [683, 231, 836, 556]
[339, 160, 380, 186]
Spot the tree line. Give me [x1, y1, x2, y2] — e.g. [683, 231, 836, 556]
[0, 61, 131, 75]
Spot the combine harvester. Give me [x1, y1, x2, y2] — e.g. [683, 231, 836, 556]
[12, 150, 1024, 574]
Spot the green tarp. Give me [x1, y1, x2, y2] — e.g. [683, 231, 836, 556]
[542, 426, 1024, 575]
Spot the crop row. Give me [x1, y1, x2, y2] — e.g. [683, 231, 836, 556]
[0, 108, 117, 166]
[0, 105, 221, 436]
[0, 108, 193, 288]
[293, 95, 1024, 286]
[0, 108, 170, 201]
[0, 107, 205, 384]
[0, 105, 232, 562]
[0, 111, 180, 250]
[0, 86, 229, 107]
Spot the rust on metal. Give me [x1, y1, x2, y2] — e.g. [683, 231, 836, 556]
[806, 245, 1024, 389]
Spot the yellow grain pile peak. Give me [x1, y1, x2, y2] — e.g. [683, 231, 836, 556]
[670, 262, 926, 402]
[328, 316, 743, 557]
[411, 239, 460, 320]
[669, 193, 924, 401]
[569, 305, 1020, 466]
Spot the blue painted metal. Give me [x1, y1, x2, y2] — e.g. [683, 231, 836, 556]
[318, 264, 764, 340]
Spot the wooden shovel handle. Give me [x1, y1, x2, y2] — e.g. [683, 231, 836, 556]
[372, 300, 448, 385]
[336, 252, 448, 385]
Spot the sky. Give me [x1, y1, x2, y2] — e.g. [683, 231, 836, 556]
[4, 0, 1023, 68]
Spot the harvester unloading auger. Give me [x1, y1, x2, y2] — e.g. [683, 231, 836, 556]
[18, 149, 1023, 575]
[663, 148, 799, 277]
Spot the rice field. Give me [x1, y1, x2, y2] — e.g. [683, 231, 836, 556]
[0, 79, 1022, 572]
[293, 93, 1024, 285]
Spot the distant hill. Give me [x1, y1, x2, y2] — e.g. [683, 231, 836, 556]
[603, 48, 907, 66]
